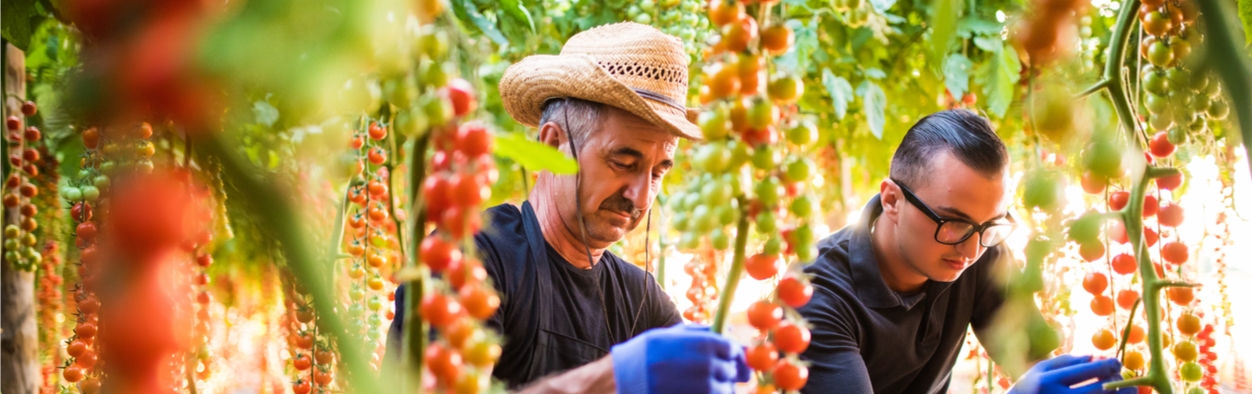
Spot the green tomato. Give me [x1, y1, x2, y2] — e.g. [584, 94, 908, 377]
[1145, 92, 1169, 115]
[1021, 169, 1065, 212]
[1082, 139, 1124, 179]
[1148, 111, 1174, 131]
[1168, 127, 1190, 145]
[4, 239, 19, 250]
[727, 140, 750, 169]
[1067, 211, 1106, 245]
[786, 123, 817, 147]
[4, 224, 19, 239]
[786, 158, 814, 182]
[1165, 67, 1191, 89]
[22, 233, 36, 246]
[751, 145, 781, 170]
[1143, 70, 1170, 95]
[1191, 93, 1211, 113]
[1147, 40, 1174, 68]
[99, 161, 116, 173]
[1179, 361, 1203, 382]
[699, 105, 731, 140]
[710, 228, 730, 250]
[693, 205, 716, 233]
[1190, 72, 1210, 93]
[790, 195, 815, 218]
[93, 175, 111, 191]
[722, 173, 743, 197]
[1208, 99, 1230, 119]
[793, 224, 816, 262]
[755, 210, 777, 233]
[755, 177, 781, 207]
[136, 160, 154, 174]
[671, 212, 690, 232]
[4, 251, 19, 263]
[746, 98, 777, 129]
[701, 143, 732, 173]
[417, 28, 449, 60]
[22, 248, 41, 264]
[702, 180, 733, 206]
[1204, 78, 1222, 98]
[682, 193, 701, 212]
[763, 237, 782, 255]
[81, 186, 101, 202]
[717, 205, 739, 226]
[679, 232, 700, 250]
[63, 187, 82, 202]
[78, 169, 93, 179]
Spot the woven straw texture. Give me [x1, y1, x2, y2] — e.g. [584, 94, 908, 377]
[498, 22, 701, 140]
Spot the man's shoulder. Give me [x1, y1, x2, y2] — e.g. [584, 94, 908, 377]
[804, 226, 859, 283]
[601, 251, 655, 282]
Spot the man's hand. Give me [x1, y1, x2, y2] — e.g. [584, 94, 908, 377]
[610, 324, 750, 394]
[1008, 355, 1134, 394]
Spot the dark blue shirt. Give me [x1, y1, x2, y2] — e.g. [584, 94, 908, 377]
[797, 195, 1028, 394]
[386, 202, 681, 389]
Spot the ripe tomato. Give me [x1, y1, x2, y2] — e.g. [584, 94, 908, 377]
[425, 343, 463, 385]
[75, 322, 98, 339]
[448, 258, 487, 290]
[1117, 289, 1140, 310]
[424, 175, 453, 217]
[1149, 131, 1176, 157]
[80, 378, 101, 394]
[444, 78, 477, 118]
[1158, 203, 1184, 227]
[421, 292, 464, 328]
[68, 340, 88, 358]
[459, 284, 500, 320]
[368, 204, 389, 222]
[747, 300, 783, 330]
[367, 251, 387, 268]
[1123, 349, 1145, 370]
[772, 359, 809, 391]
[82, 128, 99, 150]
[1081, 171, 1107, 194]
[1177, 313, 1202, 336]
[1169, 286, 1195, 306]
[448, 172, 487, 208]
[455, 123, 492, 157]
[1079, 241, 1105, 262]
[1082, 272, 1108, 295]
[1162, 242, 1189, 264]
[420, 237, 462, 272]
[314, 368, 333, 385]
[444, 319, 475, 349]
[1092, 328, 1116, 350]
[19, 183, 37, 198]
[63, 365, 84, 382]
[1144, 226, 1159, 247]
[1090, 295, 1115, 316]
[1127, 324, 1145, 344]
[1142, 194, 1159, 217]
[293, 354, 312, 370]
[76, 222, 97, 240]
[1109, 191, 1130, 210]
[23, 126, 40, 141]
[368, 147, 387, 165]
[1157, 171, 1183, 190]
[774, 322, 811, 354]
[708, 0, 745, 27]
[296, 331, 314, 350]
[760, 24, 794, 55]
[746, 343, 779, 371]
[367, 180, 388, 198]
[21, 100, 37, 116]
[744, 253, 779, 280]
[79, 295, 100, 314]
[777, 276, 813, 308]
[293, 381, 311, 394]
[722, 15, 758, 53]
[315, 349, 334, 364]
[1112, 254, 1137, 275]
[5, 115, 20, 130]
[368, 122, 387, 140]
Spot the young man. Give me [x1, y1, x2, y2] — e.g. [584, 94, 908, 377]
[386, 23, 749, 393]
[796, 110, 1132, 394]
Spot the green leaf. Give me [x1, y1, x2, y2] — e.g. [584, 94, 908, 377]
[929, 0, 962, 71]
[973, 36, 1001, 52]
[455, 1, 509, 46]
[1241, 0, 1252, 44]
[253, 100, 280, 128]
[975, 41, 1021, 117]
[861, 81, 887, 139]
[943, 53, 973, 99]
[957, 17, 1003, 38]
[822, 69, 854, 120]
[869, 0, 897, 13]
[495, 132, 579, 174]
[0, 0, 42, 51]
[500, 0, 535, 33]
[863, 68, 887, 79]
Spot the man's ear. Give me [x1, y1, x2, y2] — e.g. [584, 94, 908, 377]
[880, 179, 901, 221]
[537, 122, 566, 150]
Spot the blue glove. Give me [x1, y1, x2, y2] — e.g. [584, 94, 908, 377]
[611, 324, 750, 394]
[1009, 355, 1135, 394]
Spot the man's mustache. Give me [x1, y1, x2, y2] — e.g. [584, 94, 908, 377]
[600, 195, 643, 220]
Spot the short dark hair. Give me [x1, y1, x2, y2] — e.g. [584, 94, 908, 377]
[539, 98, 604, 148]
[889, 109, 1008, 187]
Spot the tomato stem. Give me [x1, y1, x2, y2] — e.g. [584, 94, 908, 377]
[711, 197, 751, 334]
[399, 131, 431, 391]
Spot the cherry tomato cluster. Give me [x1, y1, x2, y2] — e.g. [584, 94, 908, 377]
[680, 1, 816, 392]
[182, 177, 219, 385]
[745, 273, 814, 393]
[285, 289, 335, 394]
[420, 118, 505, 391]
[38, 243, 66, 394]
[1012, 0, 1089, 65]
[344, 119, 401, 369]
[1137, 0, 1226, 145]
[620, 0, 711, 58]
[1169, 312, 1220, 392]
[5, 101, 46, 271]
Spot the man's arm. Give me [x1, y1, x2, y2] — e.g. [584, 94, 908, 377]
[518, 356, 615, 394]
[797, 287, 874, 393]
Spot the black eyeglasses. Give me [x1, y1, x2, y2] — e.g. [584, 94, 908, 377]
[891, 179, 1016, 248]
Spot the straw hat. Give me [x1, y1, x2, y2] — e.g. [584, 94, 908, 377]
[499, 22, 701, 140]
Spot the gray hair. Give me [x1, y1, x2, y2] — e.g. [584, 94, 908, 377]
[539, 98, 604, 148]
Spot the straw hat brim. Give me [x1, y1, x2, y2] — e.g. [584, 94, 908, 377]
[500, 54, 702, 140]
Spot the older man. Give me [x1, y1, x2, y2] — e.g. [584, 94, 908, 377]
[387, 23, 748, 394]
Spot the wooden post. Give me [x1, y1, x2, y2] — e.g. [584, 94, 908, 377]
[1, 40, 40, 394]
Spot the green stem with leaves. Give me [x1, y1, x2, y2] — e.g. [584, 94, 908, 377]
[196, 131, 381, 394]
[400, 133, 431, 391]
[711, 197, 751, 334]
[1194, 0, 1252, 177]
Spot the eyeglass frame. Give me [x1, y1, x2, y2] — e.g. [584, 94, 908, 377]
[889, 178, 1017, 248]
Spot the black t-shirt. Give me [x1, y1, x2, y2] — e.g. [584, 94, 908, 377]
[796, 194, 1036, 394]
[386, 202, 681, 389]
